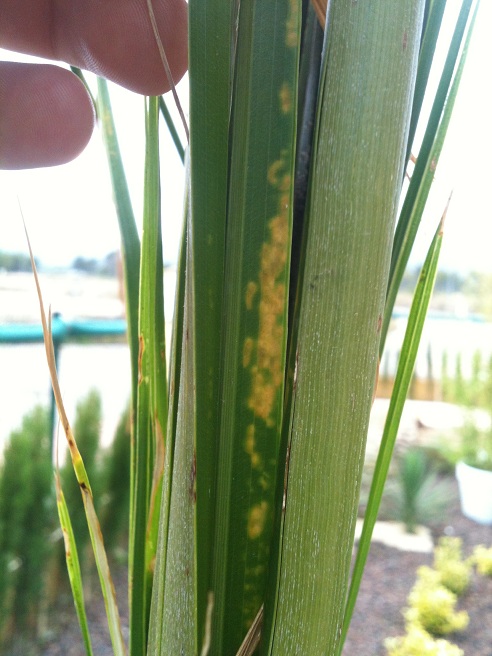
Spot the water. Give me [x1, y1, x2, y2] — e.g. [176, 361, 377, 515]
[2, 314, 492, 456]
[0, 342, 131, 455]
[0, 268, 177, 456]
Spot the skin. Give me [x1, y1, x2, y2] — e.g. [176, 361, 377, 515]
[0, 0, 188, 169]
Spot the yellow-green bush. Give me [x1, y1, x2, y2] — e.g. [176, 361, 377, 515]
[405, 566, 469, 636]
[472, 545, 492, 576]
[385, 623, 463, 656]
[433, 537, 472, 596]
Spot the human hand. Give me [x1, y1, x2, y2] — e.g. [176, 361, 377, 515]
[0, 0, 188, 169]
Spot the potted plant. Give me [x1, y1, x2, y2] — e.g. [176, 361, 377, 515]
[455, 420, 492, 525]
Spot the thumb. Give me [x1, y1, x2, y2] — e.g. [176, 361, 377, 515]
[0, 62, 95, 170]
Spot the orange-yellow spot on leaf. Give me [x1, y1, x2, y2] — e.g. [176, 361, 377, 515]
[244, 423, 262, 469]
[248, 368, 276, 426]
[247, 501, 269, 539]
[267, 159, 284, 187]
[279, 82, 292, 114]
[245, 281, 258, 310]
[247, 179, 290, 425]
[243, 337, 255, 369]
[286, 0, 300, 48]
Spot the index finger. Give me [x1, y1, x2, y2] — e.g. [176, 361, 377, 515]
[0, 0, 188, 95]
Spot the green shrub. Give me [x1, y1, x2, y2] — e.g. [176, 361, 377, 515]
[0, 406, 54, 642]
[385, 623, 463, 656]
[99, 403, 131, 552]
[433, 537, 472, 596]
[472, 544, 492, 576]
[405, 566, 469, 636]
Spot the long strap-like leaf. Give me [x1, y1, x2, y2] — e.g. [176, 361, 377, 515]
[380, 0, 477, 353]
[55, 473, 94, 656]
[129, 95, 167, 655]
[27, 233, 126, 656]
[263, 2, 425, 653]
[210, 1, 301, 653]
[188, 1, 236, 647]
[340, 209, 445, 653]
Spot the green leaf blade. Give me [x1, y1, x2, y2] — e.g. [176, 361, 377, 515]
[264, 2, 425, 653]
[381, 0, 477, 352]
[55, 477, 94, 656]
[209, 2, 301, 653]
[342, 213, 444, 650]
[96, 78, 141, 399]
[129, 96, 167, 656]
[188, 1, 236, 647]
[148, 218, 197, 655]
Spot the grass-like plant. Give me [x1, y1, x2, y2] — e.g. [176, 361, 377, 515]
[382, 447, 452, 533]
[27, 0, 479, 654]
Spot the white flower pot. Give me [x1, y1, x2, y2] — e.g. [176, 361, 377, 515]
[456, 460, 492, 525]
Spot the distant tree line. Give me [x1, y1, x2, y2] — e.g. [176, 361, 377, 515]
[400, 266, 466, 294]
[71, 251, 119, 277]
[0, 251, 38, 273]
[0, 249, 120, 276]
[400, 266, 492, 319]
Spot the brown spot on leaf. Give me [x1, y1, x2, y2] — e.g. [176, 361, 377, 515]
[189, 451, 197, 504]
[403, 29, 408, 50]
[138, 335, 145, 384]
[373, 359, 380, 405]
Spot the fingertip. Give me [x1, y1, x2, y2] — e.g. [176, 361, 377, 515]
[155, 0, 188, 93]
[57, 0, 189, 96]
[0, 63, 95, 169]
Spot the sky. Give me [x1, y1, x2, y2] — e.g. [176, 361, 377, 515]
[0, 2, 491, 272]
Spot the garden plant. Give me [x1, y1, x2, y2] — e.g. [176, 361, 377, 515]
[384, 536, 492, 656]
[472, 544, 492, 576]
[381, 447, 452, 533]
[26, 0, 480, 654]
